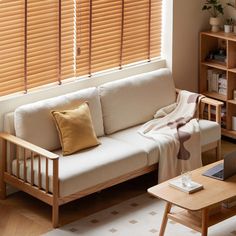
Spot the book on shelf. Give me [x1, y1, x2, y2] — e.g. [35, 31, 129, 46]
[207, 69, 213, 92]
[168, 177, 203, 194]
[212, 71, 218, 92]
[218, 76, 227, 95]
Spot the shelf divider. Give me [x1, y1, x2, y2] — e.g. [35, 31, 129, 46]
[202, 91, 227, 101]
[201, 61, 227, 70]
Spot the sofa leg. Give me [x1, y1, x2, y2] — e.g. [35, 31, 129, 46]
[0, 138, 6, 200]
[0, 164, 6, 200]
[52, 204, 59, 228]
[216, 140, 221, 161]
[52, 158, 59, 227]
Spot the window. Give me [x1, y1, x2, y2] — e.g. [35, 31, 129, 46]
[0, 0, 162, 97]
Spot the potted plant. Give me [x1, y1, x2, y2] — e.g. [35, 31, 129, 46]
[224, 18, 234, 33]
[202, 0, 234, 32]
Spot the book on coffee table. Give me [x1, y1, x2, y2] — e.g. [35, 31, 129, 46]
[168, 177, 203, 194]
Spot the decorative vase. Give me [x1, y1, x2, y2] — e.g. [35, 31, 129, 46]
[209, 17, 221, 32]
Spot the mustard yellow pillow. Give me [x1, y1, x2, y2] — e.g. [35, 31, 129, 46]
[51, 102, 100, 155]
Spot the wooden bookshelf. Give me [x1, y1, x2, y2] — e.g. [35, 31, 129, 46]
[200, 31, 236, 139]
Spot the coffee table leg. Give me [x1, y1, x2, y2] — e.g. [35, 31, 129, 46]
[159, 202, 172, 236]
[201, 208, 209, 236]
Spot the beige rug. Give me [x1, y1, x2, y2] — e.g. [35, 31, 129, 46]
[45, 193, 236, 236]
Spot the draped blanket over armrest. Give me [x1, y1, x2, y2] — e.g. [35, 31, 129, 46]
[138, 90, 204, 183]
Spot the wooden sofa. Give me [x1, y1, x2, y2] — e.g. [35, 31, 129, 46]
[0, 69, 223, 227]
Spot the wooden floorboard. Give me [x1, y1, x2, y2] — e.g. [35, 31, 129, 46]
[0, 139, 235, 236]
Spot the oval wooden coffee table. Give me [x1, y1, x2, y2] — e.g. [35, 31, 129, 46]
[148, 161, 236, 236]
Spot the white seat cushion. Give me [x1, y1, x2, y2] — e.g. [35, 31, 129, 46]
[109, 120, 221, 165]
[3, 112, 15, 135]
[109, 125, 159, 165]
[12, 137, 147, 197]
[199, 119, 221, 146]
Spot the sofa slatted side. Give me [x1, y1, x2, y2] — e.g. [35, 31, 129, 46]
[175, 89, 224, 124]
[0, 132, 60, 227]
[198, 97, 223, 124]
[176, 89, 223, 160]
[199, 97, 223, 160]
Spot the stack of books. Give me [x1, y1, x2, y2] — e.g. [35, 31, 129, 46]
[207, 69, 227, 95]
[218, 76, 227, 95]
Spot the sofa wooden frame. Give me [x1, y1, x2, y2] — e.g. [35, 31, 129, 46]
[0, 94, 223, 228]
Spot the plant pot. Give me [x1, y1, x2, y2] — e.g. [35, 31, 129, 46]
[224, 24, 231, 33]
[209, 17, 221, 32]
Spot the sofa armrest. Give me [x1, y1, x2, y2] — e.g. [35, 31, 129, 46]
[0, 132, 58, 160]
[0, 132, 59, 196]
[198, 97, 224, 124]
[175, 88, 223, 124]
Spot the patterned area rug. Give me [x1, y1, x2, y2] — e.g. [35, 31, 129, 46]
[45, 193, 236, 236]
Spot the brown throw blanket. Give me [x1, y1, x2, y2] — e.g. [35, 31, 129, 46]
[138, 90, 203, 183]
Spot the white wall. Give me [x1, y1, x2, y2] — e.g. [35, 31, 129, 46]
[223, 0, 236, 21]
[171, 0, 236, 92]
[162, 0, 173, 70]
[171, 0, 209, 92]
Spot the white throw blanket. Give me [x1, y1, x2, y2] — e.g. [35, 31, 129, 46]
[138, 90, 203, 183]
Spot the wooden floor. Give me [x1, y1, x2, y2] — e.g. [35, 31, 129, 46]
[0, 138, 235, 236]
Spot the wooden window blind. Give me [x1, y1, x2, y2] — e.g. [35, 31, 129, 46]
[0, 0, 75, 96]
[77, 0, 162, 76]
[61, 0, 76, 81]
[76, 0, 122, 76]
[27, 0, 59, 89]
[0, 0, 25, 96]
[0, 0, 162, 96]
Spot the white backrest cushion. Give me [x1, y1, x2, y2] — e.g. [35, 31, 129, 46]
[99, 68, 176, 134]
[3, 112, 15, 135]
[14, 87, 104, 151]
